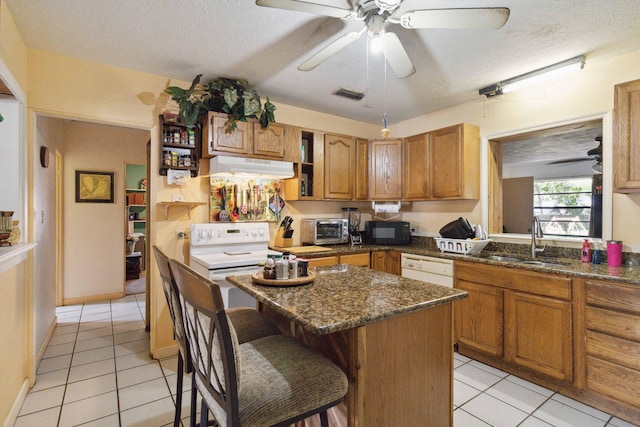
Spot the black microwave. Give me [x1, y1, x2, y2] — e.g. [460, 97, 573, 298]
[364, 221, 411, 245]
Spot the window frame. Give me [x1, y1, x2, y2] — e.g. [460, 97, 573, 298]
[481, 113, 612, 244]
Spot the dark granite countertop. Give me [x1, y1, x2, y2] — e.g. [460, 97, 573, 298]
[279, 242, 640, 286]
[227, 265, 467, 335]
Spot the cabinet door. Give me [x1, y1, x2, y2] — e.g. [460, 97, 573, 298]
[369, 139, 403, 200]
[614, 79, 640, 192]
[454, 280, 504, 357]
[253, 122, 285, 158]
[205, 112, 250, 156]
[403, 133, 429, 200]
[354, 138, 369, 200]
[385, 250, 401, 275]
[504, 291, 573, 381]
[430, 124, 463, 199]
[371, 251, 386, 272]
[324, 133, 355, 199]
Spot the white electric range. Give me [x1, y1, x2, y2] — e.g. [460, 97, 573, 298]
[189, 222, 280, 308]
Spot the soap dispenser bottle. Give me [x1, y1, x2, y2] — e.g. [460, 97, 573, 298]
[581, 239, 592, 263]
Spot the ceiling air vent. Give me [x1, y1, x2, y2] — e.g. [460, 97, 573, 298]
[334, 87, 365, 101]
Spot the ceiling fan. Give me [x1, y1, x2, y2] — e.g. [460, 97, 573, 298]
[547, 136, 603, 173]
[255, 0, 510, 78]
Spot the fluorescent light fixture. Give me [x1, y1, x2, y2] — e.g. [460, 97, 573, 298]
[210, 156, 294, 179]
[479, 56, 585, 97]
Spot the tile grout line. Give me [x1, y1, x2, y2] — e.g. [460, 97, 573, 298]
[110, 298, 124, 427]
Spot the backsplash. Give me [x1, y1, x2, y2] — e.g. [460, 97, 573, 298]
[209, 177, 285, 223]
[413, 236, 640, 266]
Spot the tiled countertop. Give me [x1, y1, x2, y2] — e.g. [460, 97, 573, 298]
[227, 265, 467, 335]
[278, 242, 640, 286]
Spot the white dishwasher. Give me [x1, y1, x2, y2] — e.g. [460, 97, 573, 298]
[401, 253, 454, 288]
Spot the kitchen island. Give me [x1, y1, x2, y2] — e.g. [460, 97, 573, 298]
[227, 265, 467, 427]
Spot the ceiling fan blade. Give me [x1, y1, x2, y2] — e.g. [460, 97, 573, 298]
[398, 8, 510, 30]
[255, 0, 356, 19]
[547, 157, 593, 165]
[383, 32, 415, 78]
[298, 29, 364, 71]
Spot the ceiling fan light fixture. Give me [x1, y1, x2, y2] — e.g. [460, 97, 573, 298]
[592, 161, 603, 174]
[375, 0, 402, 12]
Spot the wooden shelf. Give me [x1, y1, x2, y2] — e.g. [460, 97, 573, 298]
[157, 201, 206, 219]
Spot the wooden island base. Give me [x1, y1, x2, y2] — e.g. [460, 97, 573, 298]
[262, 303, 454, 427]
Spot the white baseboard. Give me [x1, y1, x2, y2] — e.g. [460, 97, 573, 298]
[2, 379, 29, 427]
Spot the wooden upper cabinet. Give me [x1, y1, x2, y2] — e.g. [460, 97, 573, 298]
[403, 133, 429, 200]
[430, 123, 479, 199]
[354, 138, 369, 200]
[252, 122, 285, 158]
[370, 139, 403, 200]
[324, 133, 355, 199]
[614, 79, 640, 192]
[201, 112, 285, 159]
[202, 112, 250, 158]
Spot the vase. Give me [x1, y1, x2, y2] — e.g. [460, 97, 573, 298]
[8, 220, 20, 245]
[127, 241, 135, 254]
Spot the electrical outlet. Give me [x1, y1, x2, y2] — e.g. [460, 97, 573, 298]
[176, 230, 185, 239]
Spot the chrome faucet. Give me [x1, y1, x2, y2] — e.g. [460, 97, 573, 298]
[531, 216, 546, 259]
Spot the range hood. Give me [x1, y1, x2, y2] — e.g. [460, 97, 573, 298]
[209, 156, 294, 179]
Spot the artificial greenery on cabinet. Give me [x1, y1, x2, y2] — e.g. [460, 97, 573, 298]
[165, 75, 276, 132]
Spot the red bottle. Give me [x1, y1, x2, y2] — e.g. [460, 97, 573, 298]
[581, 239, 591, 263]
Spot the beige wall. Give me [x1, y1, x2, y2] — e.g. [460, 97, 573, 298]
[61, 120, 148, 301]
[0, 4, 32, 426]
[0, 261, 29, 423]
[394, 50, 640, 247]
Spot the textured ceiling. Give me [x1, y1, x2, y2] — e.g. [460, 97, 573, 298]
[6, 0, 640, 128]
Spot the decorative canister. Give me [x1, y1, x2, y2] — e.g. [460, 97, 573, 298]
[606, 240, 623, 267]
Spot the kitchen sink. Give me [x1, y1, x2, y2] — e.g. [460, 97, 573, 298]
[520, 260, 565, 268]
[483, 255, 524, 263]
[476, 254, 566, 268]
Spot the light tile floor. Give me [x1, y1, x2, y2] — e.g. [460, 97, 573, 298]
[13, 295, 640, 427]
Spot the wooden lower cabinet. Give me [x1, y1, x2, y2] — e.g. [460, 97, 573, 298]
[261, 301, 454, 427]
[583, 279, 640, 422]
[340, 252, 370, 268]
[504, 291, 573, 381]
[307, 256, 338, 268]
[370, 250, 401, 275]
[307, 252, 370, 269]
[454, 280, 503, 357]
[454, 264, 640, 425]
[455, 261, 572, 376]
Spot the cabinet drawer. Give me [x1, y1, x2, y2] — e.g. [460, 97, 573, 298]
[586, 330, 640, 370]
[340, 252, 370, 267]
[586, 355, 640, 408]
[586, 280, 640, 314]
[586, 306, 640, 342]
[308, 256, 338, 268]
[455, 261, 571, 299]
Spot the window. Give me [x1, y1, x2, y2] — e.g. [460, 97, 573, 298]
[533, 177, 600, 237]
[487, 117, 608, 240]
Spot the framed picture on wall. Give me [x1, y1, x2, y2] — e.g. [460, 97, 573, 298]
[75, 170, 115, 203]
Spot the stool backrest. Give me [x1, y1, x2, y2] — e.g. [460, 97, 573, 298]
[169, 259, 240, 427]
[152, 246, 191, 371]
